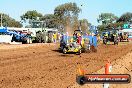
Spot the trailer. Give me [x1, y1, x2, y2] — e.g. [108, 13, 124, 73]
[0, 27, 31, 44]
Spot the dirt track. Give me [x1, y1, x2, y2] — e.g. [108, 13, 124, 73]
[0, 43, 132, 88]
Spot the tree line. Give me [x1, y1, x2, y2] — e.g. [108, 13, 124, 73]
[0, 2, 132, 32]
[20, 2, 90, 34]
[0, 13, 22, 27]
[97, 12, 132, 31]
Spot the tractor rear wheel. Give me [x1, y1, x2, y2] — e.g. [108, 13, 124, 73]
[103, 38, 107, 45]
[127, 38, 129, 42]
[114, 37, 118, 45]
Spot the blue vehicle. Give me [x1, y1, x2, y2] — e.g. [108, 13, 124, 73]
[0, 27, 31, 44]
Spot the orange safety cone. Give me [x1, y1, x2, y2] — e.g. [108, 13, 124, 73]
[105, 61, 110, 74]
[105, 60, 112, 74]
[103, 60, 112, 88]
[78, 68, 85, 75]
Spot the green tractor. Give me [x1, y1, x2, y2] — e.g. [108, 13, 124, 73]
[102, 29, 119, 45]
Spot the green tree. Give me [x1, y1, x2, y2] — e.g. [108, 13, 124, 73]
[97, 13, 118, 25]
[117, 12, 132, 23]
[21, 10, 43, 24]
[107, 22, 124, 29]
[72, 16, 79, 31]
[97, 25, 108, 32]
[0, 13, 22, 27]
[79, 19, 90, 33]
[54, 2, 81, 33]
[40, 14, 57, 28]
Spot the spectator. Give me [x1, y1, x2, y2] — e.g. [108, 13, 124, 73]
[53, 33, 57, 43]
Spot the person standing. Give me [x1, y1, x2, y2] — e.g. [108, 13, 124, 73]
[53, 33, 57, 43]
[77, 33, 82, 45]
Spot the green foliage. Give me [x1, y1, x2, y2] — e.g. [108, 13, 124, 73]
[97, 13, 125, 32]
[54, 2, 81, 28]
[72, 16, 79, 31]
[97, 22, 124, 32]
[79, 19, 90, 33]
[54, 2, 81, 17]
[40, 14, 57, 28]
[0, 13, 22, 27]
[97, 13, 118, 25]
[21, 10, 43, 23]
[117, 12, 132, 23]
[107, 22, 124, 29]
[97, 25, 108, 32]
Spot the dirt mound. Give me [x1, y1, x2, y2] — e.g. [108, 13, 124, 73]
[0, 43, 132, 88]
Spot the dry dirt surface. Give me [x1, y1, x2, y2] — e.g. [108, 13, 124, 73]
[70, 49, 132, 88]
[0, 43, 132, 88]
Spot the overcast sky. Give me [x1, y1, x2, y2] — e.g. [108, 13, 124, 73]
[0, 0, 132, 25]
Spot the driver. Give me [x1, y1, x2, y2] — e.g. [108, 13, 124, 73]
[104, 32, 108, 38]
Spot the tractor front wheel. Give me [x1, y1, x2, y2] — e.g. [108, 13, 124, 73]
[63, 48, 67, 54]
[76, 49, 82, 55]
[78, 49, 82, 54]
[114, 37, 118, 45]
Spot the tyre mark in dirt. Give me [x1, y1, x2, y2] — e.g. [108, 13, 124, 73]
[0, 43, 132, 88]
[0, 49, 59, 67]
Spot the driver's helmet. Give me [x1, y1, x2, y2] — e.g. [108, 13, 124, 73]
[104, 32, 108, 37]
[78, 33, 81, 36]
[105, 32, 108, 35]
